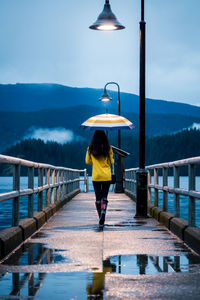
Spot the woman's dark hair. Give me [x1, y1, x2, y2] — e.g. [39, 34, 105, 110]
[89, 130, 110, 158]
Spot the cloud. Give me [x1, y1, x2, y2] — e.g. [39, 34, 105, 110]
[188, 123, 200, 130]
[172, 123, 200, 135]
[24, 127, 83, 144]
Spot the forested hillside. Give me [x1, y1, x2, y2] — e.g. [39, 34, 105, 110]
[1, 129, 200, 175]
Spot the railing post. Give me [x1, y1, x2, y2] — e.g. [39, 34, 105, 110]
[71, 171, 73, 193]
[174, 166, 180, 217]
[129, 171, 132, 193]
[38, 168, 43, 211]
[13, 164, 20, 226]
[127, 171, 130, 192]
[67, 170, 70, 194]
[64, 171, 67, 195]
[46, 168, 50, 206]
[77, 172, 81, 190]
[128, 171, 131, 193]
[84, 169, 88, 193]
[71, 171, 73, 192]
[74, 171, 76, 190]
[188, 164, 196, 226]
[133, 170, 137, 196]
[73, 171, 75, 192]
[73, 171, 75, 191]
[131, 171, 133, 194]
[75, 171, 77, 190]
[28, 167, 34, 218]
[154, 168, 158, 207]
[163, 168, 168, 211]
[147, 170, 151, 206]
[12, 273, 20, 294]
[124, 170, 127, 191]
[60, 171, 64, 198]
[56, 170, 60, 202]
[51, 169, 55, 204]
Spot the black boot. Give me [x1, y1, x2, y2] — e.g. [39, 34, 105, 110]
[95, 201, 101, 218]
[99, 198, 108, 227]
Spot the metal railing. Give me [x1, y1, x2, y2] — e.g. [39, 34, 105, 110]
[0, 154, 88, 227]
[124, 156, 200, 227]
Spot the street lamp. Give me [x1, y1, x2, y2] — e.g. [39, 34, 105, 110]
[99, 82, 124, 193]
[136, 0, 148, 218]
[90, 0, 147, 217]
[99, 82, 121, 149]
[89, 0, 125, 31]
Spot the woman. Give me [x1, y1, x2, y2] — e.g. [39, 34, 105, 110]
[85, 130, 113, 227]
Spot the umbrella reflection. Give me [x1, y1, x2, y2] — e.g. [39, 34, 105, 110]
[86, 259, 116, 299]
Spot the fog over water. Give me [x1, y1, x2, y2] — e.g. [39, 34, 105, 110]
[23, 127, 85, 144]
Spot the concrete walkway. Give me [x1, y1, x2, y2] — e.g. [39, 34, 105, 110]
[0, 193, 200, 299]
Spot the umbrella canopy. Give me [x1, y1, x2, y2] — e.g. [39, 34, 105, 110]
[81, 113, 134, 130]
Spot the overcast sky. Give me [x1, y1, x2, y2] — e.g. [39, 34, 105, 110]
[0, 0, 200, 106]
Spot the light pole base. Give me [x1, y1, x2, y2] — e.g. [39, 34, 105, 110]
[134, 169, 148, 218]
[114, 154, 124, 193]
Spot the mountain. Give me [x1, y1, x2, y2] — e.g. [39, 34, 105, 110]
[0, 105, 200, 152]
[1, 83, 200, 116]
[0, 83, 200, 153]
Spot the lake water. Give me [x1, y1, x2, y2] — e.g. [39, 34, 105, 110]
[0, 176, 200, 230]
[0, 176, 98, 230]
[150, 176, 200, 228]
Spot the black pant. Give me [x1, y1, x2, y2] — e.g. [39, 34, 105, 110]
[93, 181, 110, 202]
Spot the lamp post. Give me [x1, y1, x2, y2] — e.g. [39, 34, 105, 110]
[99, 82, 121, 149]
[90, 0, 147, 217]
[136, 0, 148, 218]
[100, 82, 123, 193]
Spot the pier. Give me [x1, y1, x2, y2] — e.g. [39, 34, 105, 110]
[0, 154, 200, 298]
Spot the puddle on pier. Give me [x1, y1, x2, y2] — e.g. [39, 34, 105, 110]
[0, 271, 99, 299]
[2, 243, 70, 266]
[1, 226, 200, 272]
[108, 253, 200, 274]
[1, 241, 200, 298]
[103, 220, 150, 231]
[3, 242, 200, 273]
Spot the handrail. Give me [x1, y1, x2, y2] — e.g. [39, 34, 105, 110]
[0, 154, 86, 172]
[124, 156, 200, 227]
[146, 156, 200, 169]
[0, 154, 88, 227]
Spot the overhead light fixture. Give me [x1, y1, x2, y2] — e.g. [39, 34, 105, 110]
[89, 0, 125, 31]
[99, 90, 112, 102]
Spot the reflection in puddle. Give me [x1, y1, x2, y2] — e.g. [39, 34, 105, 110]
[1, 241, 200, 298]
[116, 221, 147, 227]
[1, 254, 200, 298]
[86, 259, 116, 298]
[31, 232, 49, 239]
[3, 243, 69, 266]
[2, 241, 200, 274]
[109, 254, 200, 274]
[1, 252, 200, 298]
[0, 272, 96, 299]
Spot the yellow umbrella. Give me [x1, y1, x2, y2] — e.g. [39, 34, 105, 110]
[81, 113, 134, 130]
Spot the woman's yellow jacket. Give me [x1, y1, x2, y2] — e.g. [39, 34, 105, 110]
[85, 147, 113, 181]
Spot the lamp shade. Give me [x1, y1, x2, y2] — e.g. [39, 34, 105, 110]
[89, 1, 125, 31]
[99, 90, 112, 102]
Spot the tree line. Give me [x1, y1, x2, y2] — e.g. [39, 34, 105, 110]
[0, 129, 200, 176]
